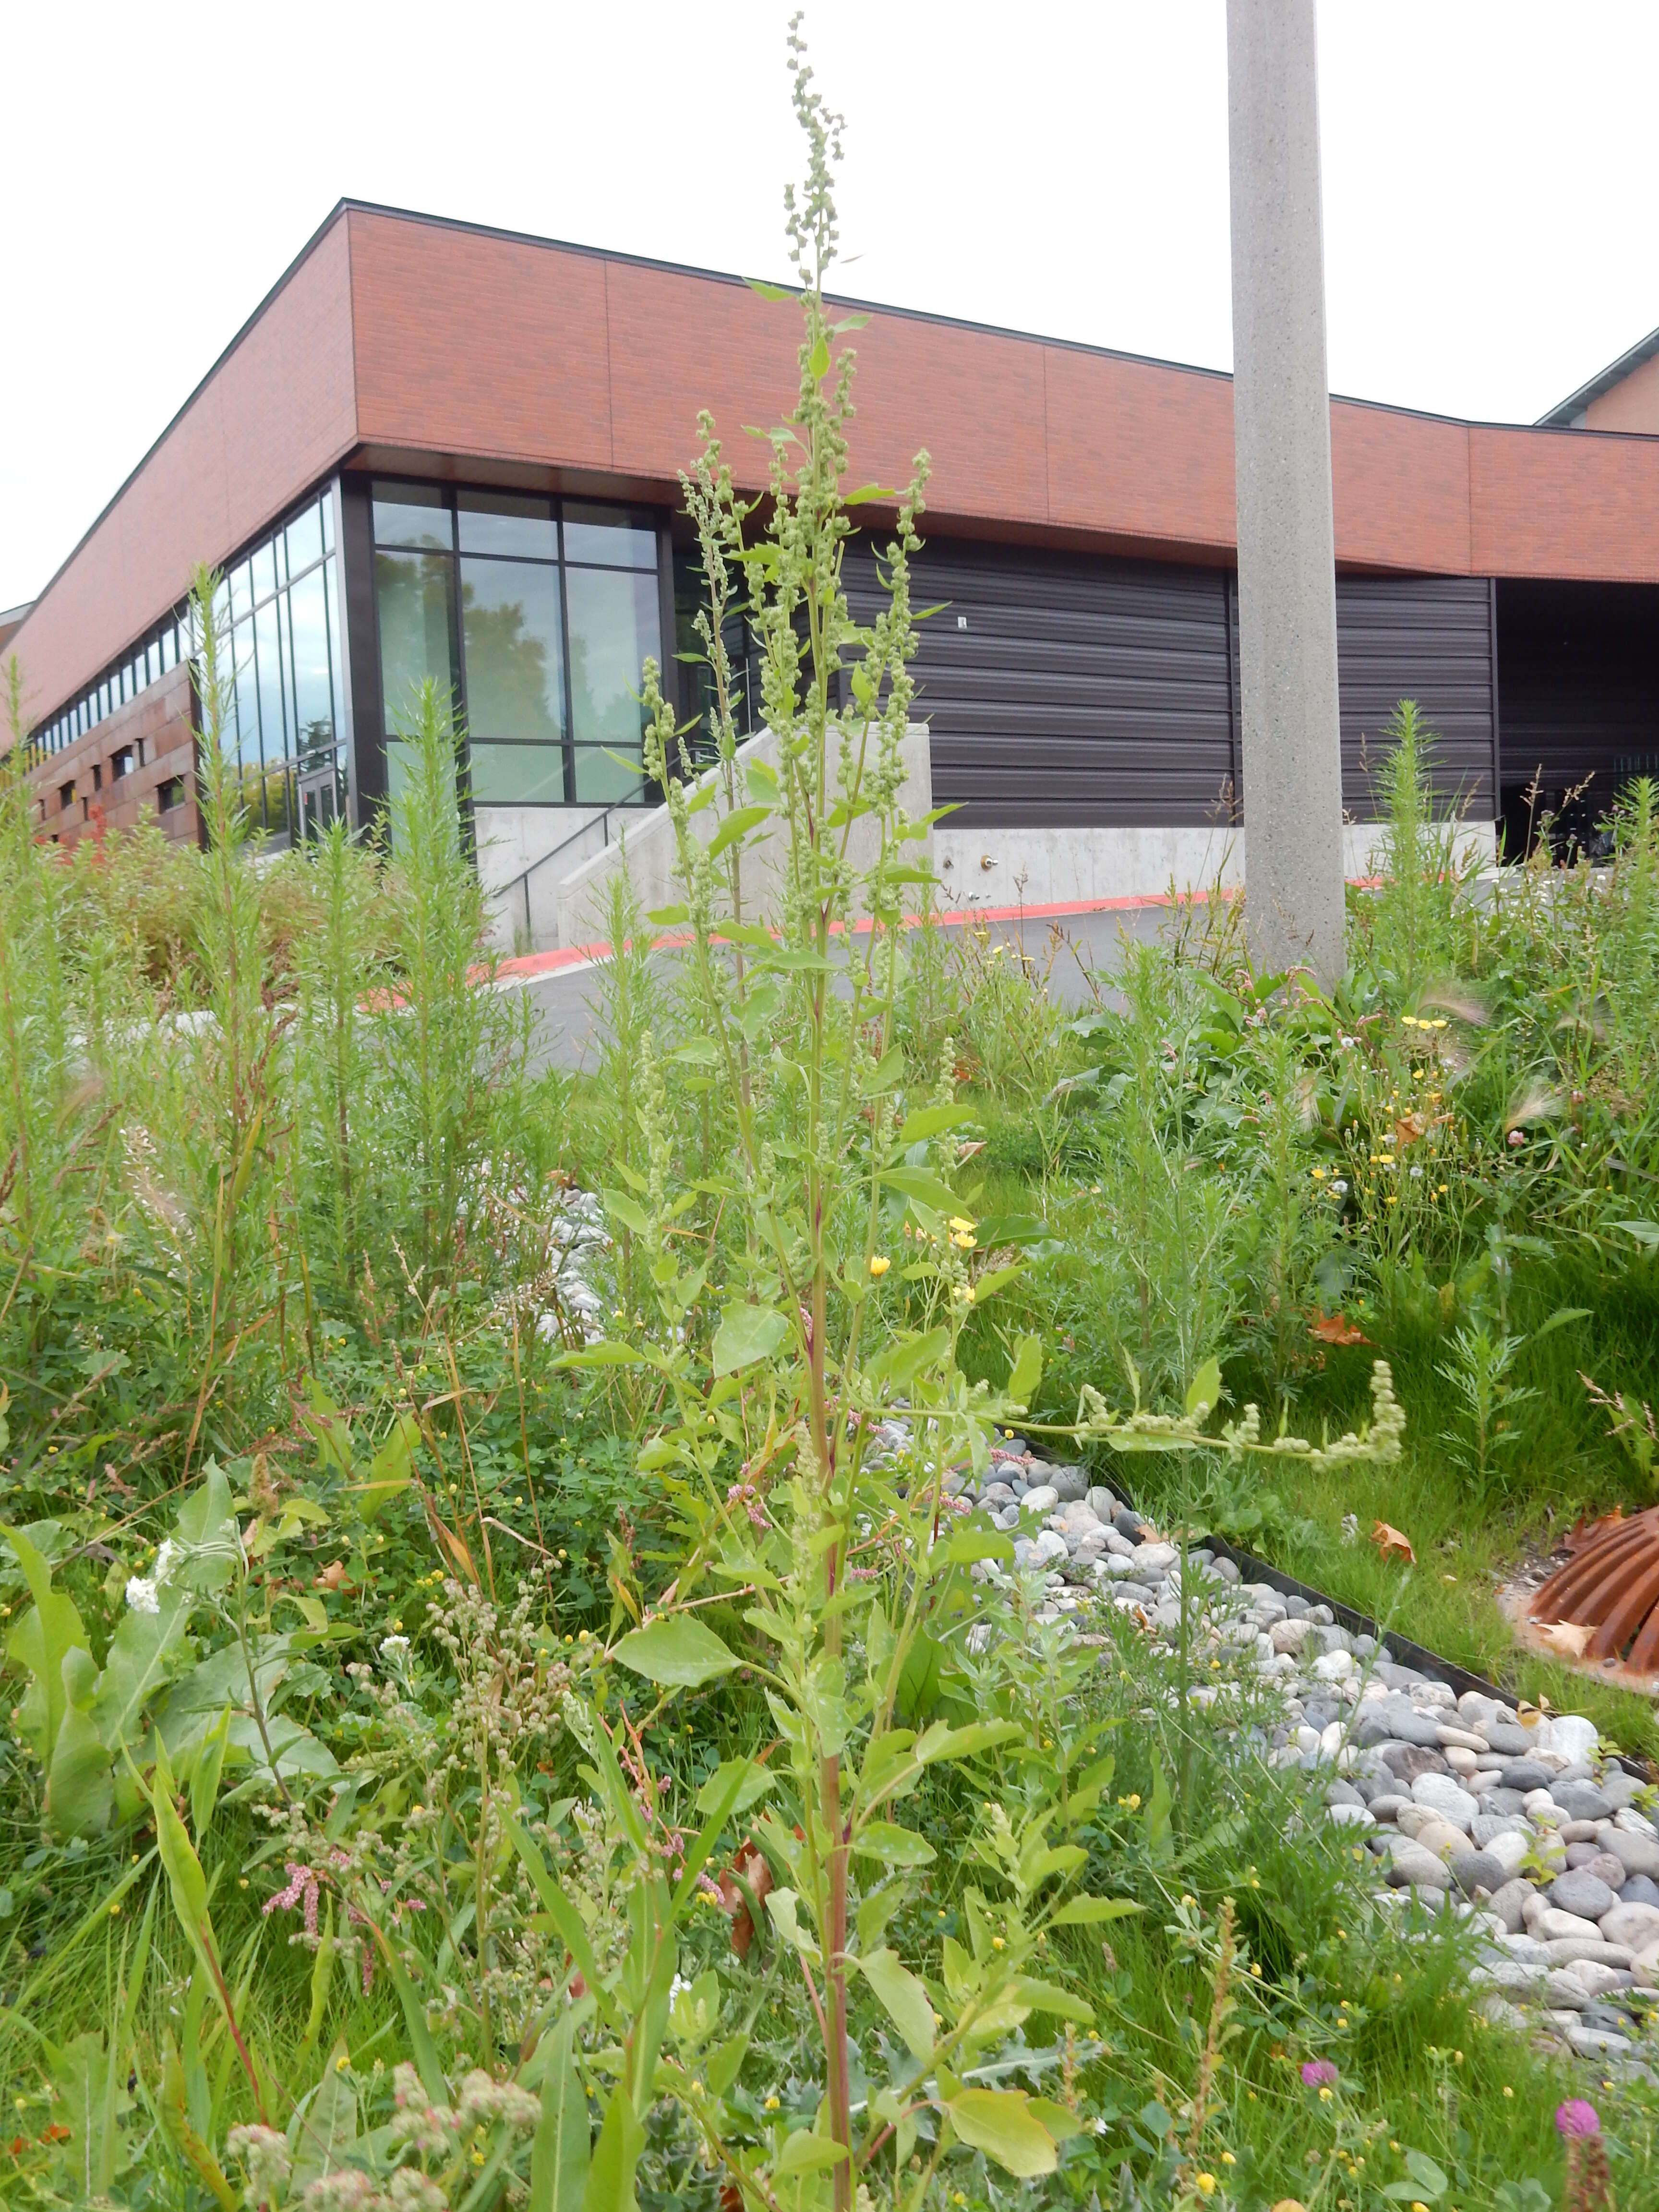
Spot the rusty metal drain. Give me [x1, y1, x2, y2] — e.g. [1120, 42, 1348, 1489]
[1530, 1506, 1659, 1671]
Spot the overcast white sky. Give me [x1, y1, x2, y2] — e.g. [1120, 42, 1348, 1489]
[3, 1, 1656, 613]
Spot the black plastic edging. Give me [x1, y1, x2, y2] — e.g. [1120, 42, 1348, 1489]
[1198, 1534, 1514, 1707]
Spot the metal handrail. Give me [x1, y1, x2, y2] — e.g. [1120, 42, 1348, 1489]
[493, 793, 642, 949]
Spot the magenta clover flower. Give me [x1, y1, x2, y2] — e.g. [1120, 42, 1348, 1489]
[1555, 2101, 1600, 2139]
[1301, 2061, 1338, 2088]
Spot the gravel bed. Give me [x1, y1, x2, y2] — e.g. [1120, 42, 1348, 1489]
[921, 1431, 1659, 2080]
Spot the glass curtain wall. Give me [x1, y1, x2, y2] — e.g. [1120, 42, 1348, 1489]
[216, 491, 346, 843]
[25, 490, 347, 850]
[371, 481, 661, 809]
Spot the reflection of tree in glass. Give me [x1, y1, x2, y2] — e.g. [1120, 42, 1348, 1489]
[461, 583, 560, 745]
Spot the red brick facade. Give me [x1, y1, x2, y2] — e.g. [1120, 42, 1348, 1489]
[34, 661, 199, 853]
[6, 200, 1659, 769]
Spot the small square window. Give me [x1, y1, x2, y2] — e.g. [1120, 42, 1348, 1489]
[59, 780, 76, 812]
[157, 776, 185, 813]
[111, 747, 133, 780]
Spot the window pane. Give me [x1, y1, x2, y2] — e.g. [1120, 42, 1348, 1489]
[325, 557, 346, 755]
[563, 504, 658, 569]
[566, 565, 659, 752]
[469, 744, 568, 805]
[255, 600, 286, 765]
[286, 499, 325, 578]
[147, 640, 159, 684]
[373, 481, 454, 551]
[459, 557, 565, 745]
[251, 538, 279, 607]
[289, 565, 334, 765]
[322, 489, 336, 554]
[375, 550, 458, 732]
[458, 490, 556, 560]
[573, 745, 647, 805]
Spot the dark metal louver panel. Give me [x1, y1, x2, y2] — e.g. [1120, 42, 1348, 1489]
[1333, 575, 1496, 818]
[1496, 579, 1659, 798]
[844, 537, 1498, 829]
[844, 540, 1237, 829]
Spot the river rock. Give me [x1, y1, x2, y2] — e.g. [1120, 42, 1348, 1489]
[1500, 1761, 1555, 1793]
[1048, 1466, 1090, 1503]
[1549, 1869, 1618, 1921]
[1600, 1901, 1659, 1950]
[1535, 1907, 1605, 1943]
[1413, 1774, 1480, 1829]
[1134, 1542, 1177, 1575]
[1387, 1844, 1452, 1890]
[1448, 1849, 1504, 1896]
[1484, 1722, 1535, 1758]
[1620, 1875, 1659, 1908]
[1600, 1828, 1659, 1880]
[1086, 1486, 1118, 1520]
[1600, 1766, 1644, 1812]
[1554, 1779, 1613, 1824]
[1021, 1484, 1060, 1515]
[1486, 1879, 1532, 1933]
[1382, 1744, 1450, 1784]
[1544, 1970, 1591, 2009]
[1549, 1715, 1601, 1764]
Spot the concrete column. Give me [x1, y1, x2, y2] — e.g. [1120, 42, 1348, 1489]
[1226, 0, 1346, 985]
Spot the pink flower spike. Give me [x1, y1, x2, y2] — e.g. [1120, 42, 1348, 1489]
[1555, 2101, 1600, 2138]
[1300, 2060, 1338, 2088]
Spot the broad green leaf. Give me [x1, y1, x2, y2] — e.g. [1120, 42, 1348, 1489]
[970, 1263, 1024, 1305]
[897, 1104, 974, 1144]
[289, 2040, 358, 2191]
[351, 1411, 419, 1520]
[170, 1465, 240, 1593]
[1027, 2097, 1086, 2143]
[553, 1341, 645, 1368]
[882, 1165, 960, 1214]
[4, 1522, 92, 1765]
[852, 1821, 935, 1867]
[614, 1616, 740, 1689]
[776, 2132, 849, 2175]
[943, 1528, 1013, 1566]
[646, 903, 690, 927]
[1184, 1358, 1223, 1420]
[947, 2088, 1057, 2178]
[49, 1688, 113, 1837]
[706, 804, 771, 860]
[1007, 1334, 1043, 1405]
[530, 2006, 590, 2212]
[1008, 1975, 1092, 2024]
[764, 1888, 820, 1963]
[1048, 1895, 1143, 1927]
[746, 277, 795, 302]
[856, 1947, 934, 2059]
[695, 1758, 774, 1820]
[917, 1719, 1022, 1763]
[189, 1707, 232, 1841]
[602, 1188, 650, 1238]
[1531, 1306, 1591, 1344]
[91, 1589, 192, 1754]
[583, 2083, 643, 2212]
[303, 1382, 354, 1480]
[866, 1326, 950, 1392]
[1405, 2150, 1450, 2200]
[711, 1302, 789, 1376]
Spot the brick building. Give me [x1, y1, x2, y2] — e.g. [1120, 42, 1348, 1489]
[5, 202, 1659, 940]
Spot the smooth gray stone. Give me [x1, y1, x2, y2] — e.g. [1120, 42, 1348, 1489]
[1484, 1722, 1534, 1758]
[1286, 1594, 1310, 1616]
[1481, 1787, 1527, 1818]
[1085, 1486, 1118, 1520]
[1374, 1661, 1430, 1691]
[1049, 1466, 1090, 1503]
[1549, 1869, 1619, 1921]
[1601, 1767, 1644, 1812]
[1112, 1508, 1146, 1542]
[1449, 1850, 1504, 1897]
[1554, 1780, 1614, 1824]
[1486, 1879, 1532, 1934]
[1326, 1781, 1366, 1809]
[1354, 1633, 1378, 1659]
[1544, 1970, 1591, 2011]
[1381, 1743, 1451, 1783]
[1499, 1760, 1554, 1793]
[1471, 1814, 1531, 1848]
[1620, 1875, 1659, 1908]
[1601, 1829, 1659, 1880]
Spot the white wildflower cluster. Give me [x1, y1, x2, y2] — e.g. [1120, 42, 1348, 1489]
[124, 1537, 180, 1616]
